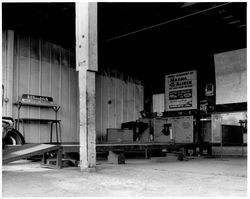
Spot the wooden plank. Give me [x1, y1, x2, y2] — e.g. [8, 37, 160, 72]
[76, 73, 80, 142]
[41, 40, 51, 62]
[61, 49, 70, 67]
[95, 74, 102, 142]
[3, 144, 61, 164]
[5, 30, 15, 117]
[101, 73, 109, 138]
[88, 2, 98, 71]
[50, 44, 61, 143]
[86, 70, 96, 168]
[18, 56, 30, 141]
[40, 40, 52, 142]
[30, 37, 40, 60]
[122, 73, 128, 123]
[3, 143, 40, 155]
[76, 2, 97, 71]
[115, 76, 123, 128]
[76, 2, 88, 71]
[12, 33, 20, 120]
[51, 66, 60, 107]
[13, 102, 57, 108]
[19, 33, 29, 58]
[51, 44, 60, 65]
[30, 58, 41, 143]
[139, 84, 144, 113]
[135, 84, 141, 120]
[60, 49, 70, 142]
[2, 30, 7, 115]
[2, 31, 7, 86]
[60, 142, 196, 154]
[78, 67, 88, 169]
[128, 77, 135, 122]
[108, 71, 116, 128]
[76, 2, 97, 170]
[70, 68, 79, 142]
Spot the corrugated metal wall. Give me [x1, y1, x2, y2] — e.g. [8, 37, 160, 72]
[2, 30, 14, 117]
[3, 31, 144, 143]
[96, 70, 144, 143]
[12, 32, 79, 143]
[2, 31, 7, 107]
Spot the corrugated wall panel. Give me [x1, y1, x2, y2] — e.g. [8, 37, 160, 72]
[128, 77, 135, 121]
[40, 40, 52, 142]
[2, 31, 7, 115]
[108, 71, 116, 128]
[122, 74, 128, 123]
[69, 68, 79, 142]
[101, 73, 109, 138]
[10, 32, 78, 143]
[115, 74, 123, 128]
[3, 30, 144, 144]
[95, 74, 102, 142]
[95, 70, 144, 142]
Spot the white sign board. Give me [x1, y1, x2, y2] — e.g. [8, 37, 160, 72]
[214, 48, 246, 104]
[165, 70, 197, 111]
[153, 93, 165, 114]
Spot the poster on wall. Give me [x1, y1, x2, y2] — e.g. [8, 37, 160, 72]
[165, 70, 197, 111]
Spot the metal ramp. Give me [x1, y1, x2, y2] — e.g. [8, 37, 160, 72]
[3, 144, 62, 168]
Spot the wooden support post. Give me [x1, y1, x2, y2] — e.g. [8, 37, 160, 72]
[56, 148, 63, 169]
[76, 2, 98, 171]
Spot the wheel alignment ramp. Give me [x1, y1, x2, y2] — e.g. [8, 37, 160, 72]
[2, 143, 62, 166]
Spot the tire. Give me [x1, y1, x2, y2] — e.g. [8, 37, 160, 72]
[2, 129, 25, 145]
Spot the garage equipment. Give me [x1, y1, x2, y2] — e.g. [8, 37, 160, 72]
[14, 94, 61, 143]
[60, 142, 212, 164]
[2, 117, 25, 148]
[2, 143, 63, 168]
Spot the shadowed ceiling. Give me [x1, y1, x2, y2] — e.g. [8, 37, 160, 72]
[2, 2, 246, 93]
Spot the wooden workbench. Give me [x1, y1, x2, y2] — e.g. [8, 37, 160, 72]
[58, 142, 212, 158]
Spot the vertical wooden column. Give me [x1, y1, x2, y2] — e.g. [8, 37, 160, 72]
[3, 30, 15, 116]
[76, 2, 98, 171]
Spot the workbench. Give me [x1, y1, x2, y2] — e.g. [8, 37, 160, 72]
[60, 142, 212, 162]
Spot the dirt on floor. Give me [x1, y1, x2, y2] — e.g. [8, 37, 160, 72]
[2, 156, 247, 197]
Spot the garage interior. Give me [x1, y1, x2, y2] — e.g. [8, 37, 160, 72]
[2, 2, 247, 197]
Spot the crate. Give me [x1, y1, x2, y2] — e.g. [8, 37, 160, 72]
[172, 116, 193, 143]
[153, 118, 173, 142]
[107, 128, 133, 143]
[153, 116, 193, 143]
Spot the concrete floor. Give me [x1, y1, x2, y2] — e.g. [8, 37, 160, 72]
[2, 156, 247, 197]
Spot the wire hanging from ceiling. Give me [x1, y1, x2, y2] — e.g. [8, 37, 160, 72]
[104, 2, 232, 43]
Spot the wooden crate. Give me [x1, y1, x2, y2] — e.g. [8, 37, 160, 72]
[107, 128, 133, 143]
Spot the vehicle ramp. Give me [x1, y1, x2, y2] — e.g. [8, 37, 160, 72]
[2, 143, 62, 168]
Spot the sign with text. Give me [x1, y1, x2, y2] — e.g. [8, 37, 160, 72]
[165, 70, 197, 111]
[21, 94, 53, 104]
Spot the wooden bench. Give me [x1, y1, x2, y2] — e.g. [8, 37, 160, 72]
[14, 94, 61, 143]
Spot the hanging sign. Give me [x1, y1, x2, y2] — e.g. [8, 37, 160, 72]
[165, 70, 197, 111]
